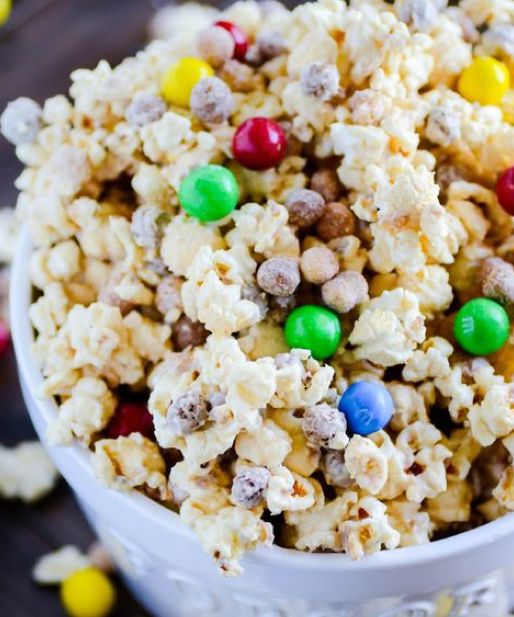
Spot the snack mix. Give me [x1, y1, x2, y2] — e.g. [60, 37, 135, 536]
[4, 0, 514, 577]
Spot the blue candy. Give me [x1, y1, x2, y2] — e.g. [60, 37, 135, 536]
[338, 381, 394, 436]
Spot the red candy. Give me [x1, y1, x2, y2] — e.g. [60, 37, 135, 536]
[106, 402, 154, 440]
[497, 166, 514, 216]
[214, 20, 248, 61]
[0, 321, 10, 358]
[232, 117, 287, 171]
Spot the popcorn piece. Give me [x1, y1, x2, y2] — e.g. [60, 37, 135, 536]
[235, 419, 292, 468]
[0, 442, 58, 503]
[345, 435, 388, 495]
[349, 289, 426, 367]
[33, 546, 90, 585]
[47, 377, 117, 446]
[266, 466, 315, 514]
[468, 384, 514, 447]
[387, 500, 432, 547]
[403, 337, 453, 382]
[493, 466, 514, 510]
[93, 433, 169, 500]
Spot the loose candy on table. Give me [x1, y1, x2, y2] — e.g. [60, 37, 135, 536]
[454, 297, 510, 356]
[338, 381, 394, 436]
[179, 164, 239, 221]
[213, 20, 249, 61]
[232, 116, 287, 171]
[61, 567, 115, 617]
[284, 304, 341, 360]
[161, 57, 214, 107]
[0, 320, 10, 358]
[106, 402, 154, 440]
[458, 56, 510, 106]
[497, 166, 514, 216]
[0, 0, 11, 26]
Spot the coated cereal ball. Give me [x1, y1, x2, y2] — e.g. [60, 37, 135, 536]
[161, 57, 214, 107]
[481, 257, 514, 305]
[196, 26, 235, 67]
[60, 567, 115, 617]
[257, 257, 300, 297]
[155, 275, 183, 319]
[300, 246, 339, 285]
[322, 271, 369, 313]
[310, 169, 343, 203]
[316, 202, 356, 241]
[256, 30, 287, 59]
[231, 467, 270, 508]
[458, 56, 510, 106]
[300, 62, 340, 101]
[172, 315, 209, 350]
[167, 391, 209, 435]
[301, 403, 347, 448]
[190, 77, 234, 124]
[0, 97, 42, 145]
[323, 450, 353, 488]
[125, 93, 167, 128]
[285, 188, 325, 228]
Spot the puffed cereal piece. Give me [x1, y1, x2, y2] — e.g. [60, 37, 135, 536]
[197, 26, 235, 67]
[231, 466, 270, 509]
[256, 257, 300, 296]
[480, 257, 514, 305]
[167, 391, 209, 436]
[285, 188, 325, 228]
[190, 77, 234, 124]
[0, 441, 58, 503]
[0, 97, 42, 145]
[323, 450, 353, 488]
[125, 93, 166, 128]
[47, 377, 117, 446]
[155, 275, 183, 323]
[300, 62, 340, 101]
[93, 433, 169, 500]
[345, 435, 388, 495]
[300, 246, 339, 285]
[321, 271, 369, 314]
[349, 289, 426, 367]
[301, 403, 349, 450]
[316, 202, 356, 242]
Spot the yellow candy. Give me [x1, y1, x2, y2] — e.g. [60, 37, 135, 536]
[161, 57, 214, 107]
[458, 56, 510, 106]
[0, 0, 11, 26]
[61, 567, 116, 617]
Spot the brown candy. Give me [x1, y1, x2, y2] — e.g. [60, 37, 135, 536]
[172, 315, 208, 351]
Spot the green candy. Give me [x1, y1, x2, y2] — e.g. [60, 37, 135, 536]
[179, 165, 239, 222]
[285, 305, 342, 360]
[454, 297, 510, 356]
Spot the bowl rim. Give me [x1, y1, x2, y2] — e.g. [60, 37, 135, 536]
[10, 226, 514, 573]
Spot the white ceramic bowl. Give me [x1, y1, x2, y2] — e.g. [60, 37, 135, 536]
[10, 228, 514, 617]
